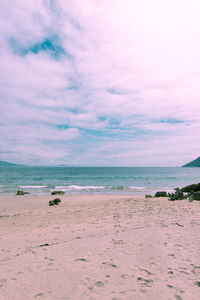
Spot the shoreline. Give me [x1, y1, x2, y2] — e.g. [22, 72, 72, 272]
[0, 188, 175, 197]
[1, 194, 200, 299]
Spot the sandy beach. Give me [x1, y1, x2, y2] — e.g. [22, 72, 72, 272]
[0, 194, 200, 300]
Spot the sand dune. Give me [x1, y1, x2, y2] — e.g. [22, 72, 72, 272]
[0, 194, 200, 299]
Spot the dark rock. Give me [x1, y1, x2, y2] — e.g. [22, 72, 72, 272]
[16, 190, 25, 195]
[54, 198, 61, 204]
[145, 195, 152, 198]
[49, 198, 61, 206]
[51, 191, 64, 195]
[154, 191, 167, 197]
[16, 190, 30, 195]
[181, 183, 200, 193]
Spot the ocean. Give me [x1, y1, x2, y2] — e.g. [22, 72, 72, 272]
[0, 166, 200, 195]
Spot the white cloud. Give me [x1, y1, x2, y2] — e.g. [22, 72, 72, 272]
[0, 0, 200, 165]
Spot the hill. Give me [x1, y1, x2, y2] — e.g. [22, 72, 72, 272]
[182, 157, 200, 167]
[0, 160, 23, 167]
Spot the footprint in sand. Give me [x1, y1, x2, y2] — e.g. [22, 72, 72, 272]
[137, 267, 153, 275]
[74, 258, 88, 262]
[192, 266, 200, 276]
[88, 281, 105, 291]
[102, 261, 119, 268]
[0, 278, 7, 287]
[168, 271, 174, 275]
[112, 239, 124, 245]
[121, 274, 129, 279]
[34, 293, 44, 298]
[137, 277, 153, 287]
[174, 295, 183, 300]
[168, 253, 175, 258]
[95, 281, 104, 287]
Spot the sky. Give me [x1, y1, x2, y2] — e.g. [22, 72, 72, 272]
[0, 0, 200, 166]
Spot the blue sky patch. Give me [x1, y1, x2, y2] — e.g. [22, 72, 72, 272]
[9, 35, 69, 59]
[81, 128, 117, 137]
[56, 124, 70, 130]
[158, 118, 185, 124]
[99, 116, 107, 122]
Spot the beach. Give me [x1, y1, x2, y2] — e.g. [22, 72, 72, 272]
[0, 194, 200, 300]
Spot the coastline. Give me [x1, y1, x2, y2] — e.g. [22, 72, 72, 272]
[1, 194, 200, 299]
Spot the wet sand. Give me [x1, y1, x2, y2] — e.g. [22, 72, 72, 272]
[0, 194, 200, 299]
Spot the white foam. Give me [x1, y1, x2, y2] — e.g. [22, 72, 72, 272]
[68, 185, 104, 190]
[55, 186, 67, 189]
[129, 186, 146, 190]
[19, 185, 47, 189]
[52, 186, 70, 192]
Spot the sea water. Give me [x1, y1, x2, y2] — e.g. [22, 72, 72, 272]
[0, 166, 200, 195]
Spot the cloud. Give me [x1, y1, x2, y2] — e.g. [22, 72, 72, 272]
[0, 0, 200, 165]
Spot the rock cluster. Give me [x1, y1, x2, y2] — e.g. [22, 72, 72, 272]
[181, 183, 200, 201]
[51, 191, 65, 195]
[146, 183, 200, 202]
[168, 188, 187, 201]
[49, 198, 61, 206]
[154, 191, 168, 197]
[16, 190, 29, 195]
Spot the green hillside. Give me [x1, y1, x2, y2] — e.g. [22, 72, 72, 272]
[0, 160, 22, 167]
[182, 157, 200, 167]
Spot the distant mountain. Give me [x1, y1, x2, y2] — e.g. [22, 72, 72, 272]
[0, 160, 23, 167]
[182, 157, 200, 167]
